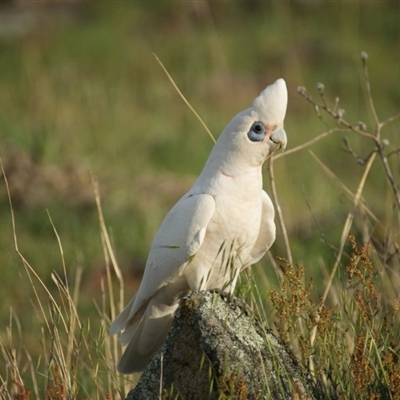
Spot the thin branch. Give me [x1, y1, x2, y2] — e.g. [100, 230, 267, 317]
[153, 53, 216, 144]
[297, 56, 400, 369]
[381, 110, 400, 127]
[387, 148, 400, 158]
[266, 251, 284, 282]
[317, 82, 328, 109]
[273, 127, 343, 160]
[361, 52, 380, 131]
[268, 156, 292, 265]
[377, 147, 400, 210]
[301, 183, 342, 264]
[326, 150, 376, 303]
[310, 152, 381, 227]
[310, 150, 377, 346]
[298, 89, 377, 141]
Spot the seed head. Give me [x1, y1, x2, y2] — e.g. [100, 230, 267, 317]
[297, 86, 306, 95]
[357, 121, 367, 131]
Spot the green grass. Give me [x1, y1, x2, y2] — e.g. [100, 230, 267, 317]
[0, 2, 399, 399]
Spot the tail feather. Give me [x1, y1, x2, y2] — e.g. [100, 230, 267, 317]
[111, 279, 190, 373]
[109, 295, 137, 335]
[116, 309, 176, 374]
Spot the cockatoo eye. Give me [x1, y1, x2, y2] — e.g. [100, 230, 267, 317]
[247, 121, 266, 142]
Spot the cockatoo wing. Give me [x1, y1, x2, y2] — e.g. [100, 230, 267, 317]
[132, 193, 216, 306]
[110, 193, 215, 332]
[110, 193, 215, 373]
[248, 190, 276, 264]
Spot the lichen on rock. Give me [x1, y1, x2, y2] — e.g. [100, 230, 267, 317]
[126, 291, 325, 400]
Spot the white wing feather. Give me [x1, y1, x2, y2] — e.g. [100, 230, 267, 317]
[131, 194, 214, 312]
[248, 190, 276, 264]
[109, 193, 215, 373]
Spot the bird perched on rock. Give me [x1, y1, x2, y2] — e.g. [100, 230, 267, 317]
[110, 78, 288, 374]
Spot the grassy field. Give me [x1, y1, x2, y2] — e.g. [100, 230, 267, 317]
[1, 2, 400, 399]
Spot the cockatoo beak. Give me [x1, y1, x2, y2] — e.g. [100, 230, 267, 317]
[270, 127, 287, 151]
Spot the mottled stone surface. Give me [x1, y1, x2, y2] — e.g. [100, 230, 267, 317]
[126, 291, 325, 400]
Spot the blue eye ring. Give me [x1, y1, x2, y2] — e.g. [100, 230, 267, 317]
[248, 121, 266, 142]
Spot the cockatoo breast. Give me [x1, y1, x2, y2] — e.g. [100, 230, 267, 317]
[185, 168, 265, 290]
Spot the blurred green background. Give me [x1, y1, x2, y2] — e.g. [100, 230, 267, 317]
[0, 0, 399, 369]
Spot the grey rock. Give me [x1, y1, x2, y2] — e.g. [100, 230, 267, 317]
[126, 291, 325, 400]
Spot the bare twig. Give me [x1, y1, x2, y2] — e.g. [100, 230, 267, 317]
[297, 52, 400, 216]
[332, 148, 376, 281]
[359, 52, 400, 208]
[361, 51, 380, 131]
[378, 147, 400, 209]
[153, 53, 216, 144]
[296, 53, 400, 360]
[297, 88, 377, 141]
[310, 150, 377, 348]
[381, 110, 400, 127]
[268, 156, 292, 265]
[273, 127, 344, 160]
[310, 152, 381, 226]
[387, 148, 400, 158]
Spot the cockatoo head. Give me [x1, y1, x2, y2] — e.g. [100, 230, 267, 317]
[213, 79, 288, 170]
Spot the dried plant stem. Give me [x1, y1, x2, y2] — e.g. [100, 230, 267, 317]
[154, 53, 216, 144]
[381, 110, 400, 127]
[92, 175, 124, 317]
[296, 54, 400, 381]
[91, 175, 127, 394]
[310, 150, 377, 348]
[361, 53, 380, 129]
[1, 157, 87, 395]
[361, 53, 400, 210]
[47, 211, 81, 375]
[310, 152, 381, 226]
[298, 52, 400, 243]
[360, 53, 400, 209]
[267, 251, 284, 281]
[0, 158, 68, 334]
[268, 156, 292, 265]
[298, 90, 376, 141]
[273, 127, 343, 160]
[378, 147, 400, 210]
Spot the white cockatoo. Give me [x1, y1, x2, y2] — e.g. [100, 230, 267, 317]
[110, 78, 288, 374]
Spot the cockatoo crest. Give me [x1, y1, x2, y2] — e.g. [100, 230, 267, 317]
[206, 78, 288, 172]
[253, 78, 287, 125]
